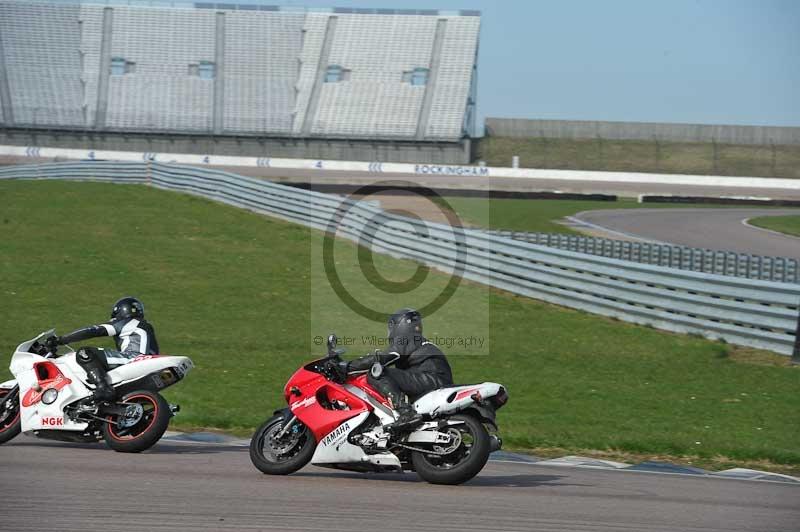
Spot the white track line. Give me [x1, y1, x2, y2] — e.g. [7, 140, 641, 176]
[565, 214, 671, 244]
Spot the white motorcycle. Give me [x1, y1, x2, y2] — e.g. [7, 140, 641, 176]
[0, 329, 193, 452]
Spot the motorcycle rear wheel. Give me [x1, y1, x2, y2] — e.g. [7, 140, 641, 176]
[411, 414, 490, 485]
[0, 387, 21, 445]
[102, 390, 171, 453]
[250, 413, 316, 475]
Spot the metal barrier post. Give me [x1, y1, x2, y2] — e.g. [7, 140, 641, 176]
[793, 301, 800, 364]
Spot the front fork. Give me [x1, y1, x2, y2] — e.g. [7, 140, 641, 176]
[275, 415, 297, 438]
[0, 385, 20, 423]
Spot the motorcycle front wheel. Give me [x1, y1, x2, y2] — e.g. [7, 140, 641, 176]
[102, 390, 171, 453]
[0, 387, 21, 445]
[411, 414, 491, 485]
[250, 413, 316, 475]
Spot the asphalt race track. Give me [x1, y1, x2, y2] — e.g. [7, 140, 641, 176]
[1, 438, 797, 532]
[572, 208, 800, 259]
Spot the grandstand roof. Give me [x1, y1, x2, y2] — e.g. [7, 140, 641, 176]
[31, 1, 479, 15]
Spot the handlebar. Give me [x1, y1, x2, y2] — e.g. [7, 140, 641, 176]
[320, 358, 348, 384]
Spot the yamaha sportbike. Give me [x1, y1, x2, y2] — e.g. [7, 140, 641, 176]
[0, 329, 193, 452]
[250, 335, 508, 485]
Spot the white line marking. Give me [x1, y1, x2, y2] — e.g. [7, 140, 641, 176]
[565, 215, 671, 244]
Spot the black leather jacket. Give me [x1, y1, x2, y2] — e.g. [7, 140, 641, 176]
[350, 339, 453, 384]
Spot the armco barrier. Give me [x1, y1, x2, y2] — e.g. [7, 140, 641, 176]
[1, 161, 798, 356]
[3, 144, 800, 192]
[487, 230, 799, 284]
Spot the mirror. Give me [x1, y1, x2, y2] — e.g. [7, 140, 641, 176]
[327, 334, 338, 356]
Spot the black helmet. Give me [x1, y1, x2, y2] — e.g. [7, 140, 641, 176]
[387, 308, 423, 356]
[111, 297, 144, 320]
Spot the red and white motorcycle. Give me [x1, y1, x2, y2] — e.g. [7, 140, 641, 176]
[250, 335, 508, 485]
[0, 329, 193, 452]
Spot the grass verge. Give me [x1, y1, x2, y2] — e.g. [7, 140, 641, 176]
[1, 180, 798, 471]
[748, 215, 800, 238]
[444, 197, 734, 234]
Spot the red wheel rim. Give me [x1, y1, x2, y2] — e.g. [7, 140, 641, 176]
[0, 410, 19, 433]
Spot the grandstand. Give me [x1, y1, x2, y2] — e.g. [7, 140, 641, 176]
[0, 1, 480, 163]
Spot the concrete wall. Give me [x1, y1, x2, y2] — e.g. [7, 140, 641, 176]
[0, 128, 471, 164]
[485, 118, 800, 146]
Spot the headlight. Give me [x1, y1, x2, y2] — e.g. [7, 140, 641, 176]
[42, 388, 58, 405]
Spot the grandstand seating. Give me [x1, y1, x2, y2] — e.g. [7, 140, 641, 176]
[311, 14, 437, 138]
[425, 16, 480, 139]
[0, 1, 480, 141]
[223, 11, 305, 134]
[105, 6, 217, 131]
[0, 2, 83, 126]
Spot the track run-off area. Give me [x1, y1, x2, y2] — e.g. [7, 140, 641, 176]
[571, 208, 800, 259]
[1, 438, 798, 532]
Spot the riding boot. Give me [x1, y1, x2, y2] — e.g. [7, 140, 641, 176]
[368, 372, 422, 433]
[84, 367, 115, 402]
[76, 348, 115, 402]
[383, 389, 422, 433]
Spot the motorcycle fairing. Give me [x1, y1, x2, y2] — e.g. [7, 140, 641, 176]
[342, 384, 396, 425]
[21, 361, 72, 407]
[290, 385, 370, 441]
[12, 329, 54, 361]
[15, 353, 91, 432]
[412, 382, 504, 417]
[310, 411, 401, 470]
[108, 355, 194, 386]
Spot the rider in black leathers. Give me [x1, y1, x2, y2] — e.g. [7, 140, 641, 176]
[45, 297, 159, 402]
[347, 308, 452, 431]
